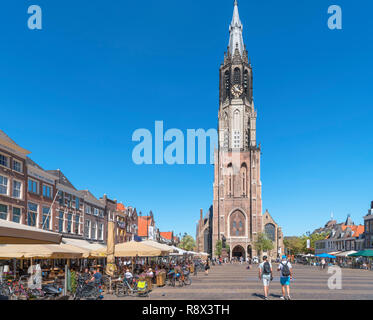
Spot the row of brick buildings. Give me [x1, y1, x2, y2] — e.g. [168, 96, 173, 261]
[0, 130, 179, 246]
[314, 204, 373, 254]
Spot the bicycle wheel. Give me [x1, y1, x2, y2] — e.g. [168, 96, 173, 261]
[177, 278, 183, 287]
[184, 277, 192, 285]
[115, 283, 126, 297]
[0, 285, 10, 297]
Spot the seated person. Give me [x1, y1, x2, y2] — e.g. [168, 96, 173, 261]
[90, 268, 102, 284]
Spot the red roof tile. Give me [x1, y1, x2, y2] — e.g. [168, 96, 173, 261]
[138, 216, 152, 237]
[160, 232, 173, 240]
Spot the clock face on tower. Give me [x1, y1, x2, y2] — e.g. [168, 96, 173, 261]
[231, 84, 243, 98]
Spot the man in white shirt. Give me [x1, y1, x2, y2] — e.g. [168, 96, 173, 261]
[258, 256, 272, 300]
[277, 255, 293, 300]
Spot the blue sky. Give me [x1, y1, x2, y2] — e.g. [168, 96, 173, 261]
[1, 0, 372, 237]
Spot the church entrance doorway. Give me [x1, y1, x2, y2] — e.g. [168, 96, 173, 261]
[232, 245, 245, 259]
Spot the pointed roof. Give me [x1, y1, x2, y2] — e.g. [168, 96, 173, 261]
[80, 190, 105, 208]
[47, 169, 76, 190]
[345, 214, 354, 226]
[26, 157, 45, 171]
[228, 0, 245, 57]
[0, 129, 31, 157]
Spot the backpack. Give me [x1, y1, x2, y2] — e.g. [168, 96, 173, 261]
[263, 261, 271, 275]
[281, 261, 290, 277]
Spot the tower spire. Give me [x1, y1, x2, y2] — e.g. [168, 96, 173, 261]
[228, 0, 244, 57]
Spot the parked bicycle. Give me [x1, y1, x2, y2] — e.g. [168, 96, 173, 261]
[115, 276, 149, 297]
[73, 277, 103, 300]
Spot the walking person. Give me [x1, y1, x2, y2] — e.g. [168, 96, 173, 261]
[277, 255, 293, 300]
[321, 258, 326, 270]
[204, 260, 210, 276]
[258, 255, 272, 300]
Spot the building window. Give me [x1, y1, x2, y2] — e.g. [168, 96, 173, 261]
[0, 204, 8, 220]
[28, 179, 39, 194]
[13, 180, 22, 199]
[27, 202, 38, 227]
[13, 160, 22, 173]
[76, 197, 80, 210]
[66, 194, 71, 208]
[43, 185, 52, 199]
[91, 222, 97, 239]
[0, 176, 8, 195]
[75, 214, 80, 234]
[12, 207, 21, 223]
[0, 154, 9, 167]
[84, 220, 90, 238]
[99, 209, 104, 217]
[57, 191, 64, 205]
[98, 223, 103, 240]
[42, 207, 50, 230]
[265, 223, 276, 242]
[93, 208, 99, 216]
[234, 68, 241, 84]
[58, 211, 64, 232]
[67, 213, 72, 233]
[85, 205, 91, 215]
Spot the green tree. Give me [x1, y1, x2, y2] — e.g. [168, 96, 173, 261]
[215, 240, 223, 257]
[178, 234, 196, 251]
[254, 233, 274, 257]
[284, 236, 304, 255]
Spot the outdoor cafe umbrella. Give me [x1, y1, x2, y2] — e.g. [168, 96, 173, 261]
[335, 251, 357, 257]
[348, 250, 373, 257]
[94, 241, 168, 257]
[0, 219, 61, 245]
[141, 240, 175, 254]
[315, 253, 336, 259]
[0, 244, 83, 259]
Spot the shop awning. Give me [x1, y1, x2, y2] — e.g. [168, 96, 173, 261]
[335, 251, 357, 257]
[141, 240, 175, 253]
[61, 238, 107, 258]
[94, 241, 169, 257]
[0, 220, 62, 245]
[348, 250, 373, 257]
[0, 243, 83, 259]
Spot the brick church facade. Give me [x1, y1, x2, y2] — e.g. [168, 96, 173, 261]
[196, 1, 283, 260]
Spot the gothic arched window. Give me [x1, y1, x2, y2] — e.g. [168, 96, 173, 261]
[224, 70, 230, 98]
[234, 68, 241, 84]
[243, 69, 249, 93]
[233, 110, 240, 148]
[240, 163, 247, 196]
[265, 223, 276, 241]
[230, 210, 245, 237]
[227, 163, 233, 196]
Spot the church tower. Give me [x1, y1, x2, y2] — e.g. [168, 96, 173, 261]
[212, 0, 263, 259]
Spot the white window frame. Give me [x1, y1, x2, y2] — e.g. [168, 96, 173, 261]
[91, 221, 97, 239]
[12, 206, 22, 223]
[42, 206, 51, 230]
[93, 208, 99, 216]
[12, 179, 23, 199]
[0, 203, 8, 220]
[28, 178, 39, 194]
[98, 223, 103, 240]
[67, 212, 72, 233]
[27, 202, 39, 227]
[12, 159, 22, 173]
[42, 184, 53, 199]
[85, 205, 91, 215]
[58, 210, 65, 233]
[85, 219, 91, 238]
[0, 175, 9, 196]
[0, 153, 9, 168]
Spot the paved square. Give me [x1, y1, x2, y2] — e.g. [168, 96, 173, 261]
[105, 263, 373, 300]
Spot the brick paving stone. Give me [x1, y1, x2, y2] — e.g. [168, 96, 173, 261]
[103, 263, 373, 300]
